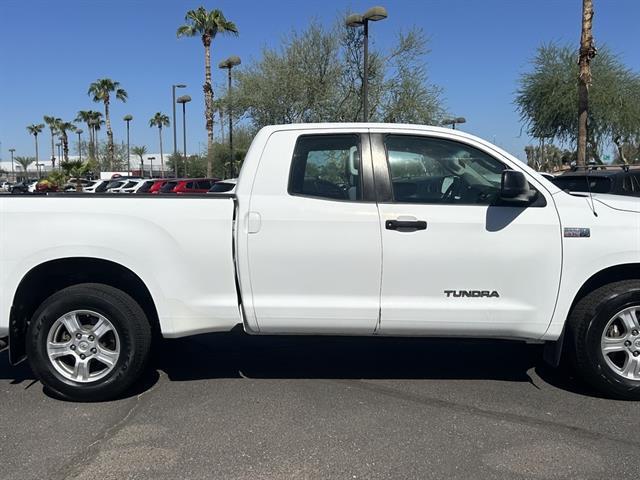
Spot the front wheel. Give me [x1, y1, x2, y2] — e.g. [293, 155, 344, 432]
[568, 280, 640, 400]
[27, 283, 152, 401]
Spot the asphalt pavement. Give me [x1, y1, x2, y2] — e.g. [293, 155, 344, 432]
[1, 332, 639, 480]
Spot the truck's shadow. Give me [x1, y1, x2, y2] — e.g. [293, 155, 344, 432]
[0, 330, 601, 399]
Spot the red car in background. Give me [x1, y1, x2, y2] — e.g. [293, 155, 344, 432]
[159, 178, 219, 194]
[146, 180, 171, 194]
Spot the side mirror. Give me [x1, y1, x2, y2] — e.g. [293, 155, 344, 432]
[500, 170, 536, 204]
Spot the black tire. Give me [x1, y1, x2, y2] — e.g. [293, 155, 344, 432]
[567, 280, 640, 400]
[26, 283, 152, 401]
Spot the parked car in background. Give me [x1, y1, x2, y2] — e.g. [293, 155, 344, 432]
[147, 179, 171, 194]
[551, 167, 640, 197]
[159, 178, 219, 194]
[117, 179, 154, 194]
[82, 180, 111, 193]
[1, 181, 10, 192]
[104, 179, 128, 193]
[208, 178, 237, 194]
[10, 180, 37, 194]
[63, 179, 93, 192]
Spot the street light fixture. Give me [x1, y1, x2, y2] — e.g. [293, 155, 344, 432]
[123, 114, 133, 174]
[76, 129, 83, 162]
[148, 156, 156, 178]
[442, 117, 466, 130]
[176, 94, 192, 177]
[172, 84, 187, 177]
[8, 148, 15, 181]
[219, 55, 241, 178]
[346, 6, 388, 122]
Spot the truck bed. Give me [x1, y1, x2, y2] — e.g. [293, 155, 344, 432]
[0, 195, 242, 338]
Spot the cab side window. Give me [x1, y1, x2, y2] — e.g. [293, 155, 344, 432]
[289, 135, 362, 201]
[384, 135, 507, 205]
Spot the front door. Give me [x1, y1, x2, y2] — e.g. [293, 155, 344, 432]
[371, 130, 562, 339]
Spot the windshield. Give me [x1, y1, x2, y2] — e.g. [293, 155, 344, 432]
[552, 176, 612, 194]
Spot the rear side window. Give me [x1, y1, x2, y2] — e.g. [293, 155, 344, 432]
[289, 134, 362, 201]
[196, 180, 212, 189]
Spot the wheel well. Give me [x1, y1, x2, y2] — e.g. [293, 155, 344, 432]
[571, 263, 640, 312]
[9, 258, 160, 364]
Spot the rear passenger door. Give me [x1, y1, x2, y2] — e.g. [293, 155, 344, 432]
[244, 129, 383, 334]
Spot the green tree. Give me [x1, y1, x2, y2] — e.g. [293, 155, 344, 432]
[177, 6, 238, 178]
[53, 119, 77, 162]
[43, 115, 61, 168]
[88, 78, 128, 170]
[231, 20, 443, 130]
[149, 112, 170, 177]
[26, 123, 45, 167]
[516, 44, 640, 162]
[14, 156, 35, 180]
[131, 145, 147, 176]
[75, 110, 103, 161]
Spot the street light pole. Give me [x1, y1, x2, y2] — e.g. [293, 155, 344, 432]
[123, 115, 132, 174]
[219, 56, 241, 178]
[346, 6, 388, 122]
[148, 156, 155, 178]
[9, 148, 15, 182]
[176, 95, 191, 177]
[441, 117, 466, 130]
[172, 84, 186, 177]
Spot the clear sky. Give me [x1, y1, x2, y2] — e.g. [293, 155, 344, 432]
[1, 0, 638, 163]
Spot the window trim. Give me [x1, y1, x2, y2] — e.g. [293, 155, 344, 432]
[371, 132, 546, 208]
[286, 133, 376, 203]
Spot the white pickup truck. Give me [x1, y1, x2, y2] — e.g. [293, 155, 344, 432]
[1, 123, 639, 401]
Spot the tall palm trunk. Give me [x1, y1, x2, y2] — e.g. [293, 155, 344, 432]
[203, 36, 214, 177]
[61, 131, 69, 162]
[104, 98, 114, 170]
[158, 127, 165, 178]
[577, 0, 595, 167]
[49, 128, 56, 168]
[34, 134, 39, 174]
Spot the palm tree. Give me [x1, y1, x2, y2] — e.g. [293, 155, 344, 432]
[54, 120, 77, 162]
[177, 7, 238, 177]
[75, 110, 102, 160]
[43, 115, 61, 169]
[88, 78, 128, 170]
[131, 145, 147, 177]
[26, 123, 45, 174]
[149, 113, 170, 178]
[577, 0, 596, 166]
[14, 156, 35, 180]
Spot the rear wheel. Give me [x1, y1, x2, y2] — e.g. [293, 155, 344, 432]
[27, 283, 151, 401]
[568, 280, 640, 399]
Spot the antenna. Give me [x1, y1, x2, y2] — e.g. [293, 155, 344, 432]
[577, 160, 598, 217]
